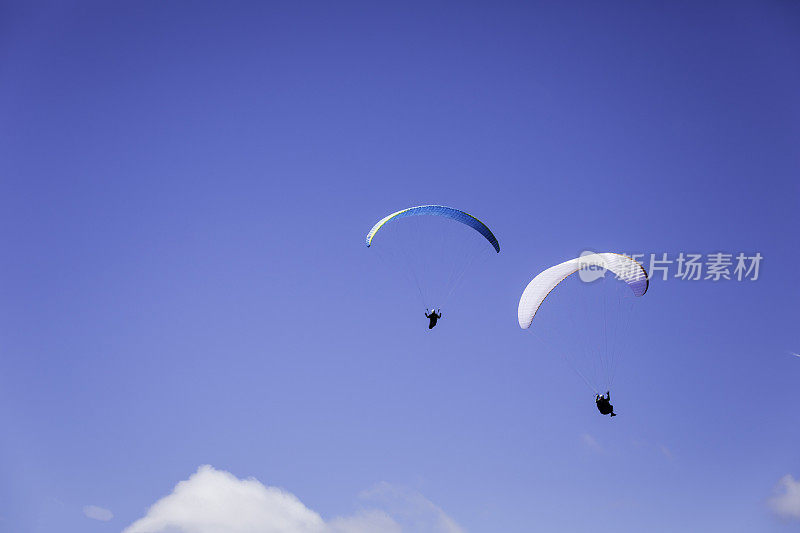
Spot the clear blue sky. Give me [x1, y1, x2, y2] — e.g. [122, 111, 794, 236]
[1, 2, 798, 531]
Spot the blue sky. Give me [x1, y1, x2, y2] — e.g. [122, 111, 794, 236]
[1, 2, 798, 531]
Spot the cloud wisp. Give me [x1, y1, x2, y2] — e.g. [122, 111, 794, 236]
[769, 474, 800, 520]
[123, 465, 463, 533]
[83, 505, 114, 521]
[580, 433, 603, 453]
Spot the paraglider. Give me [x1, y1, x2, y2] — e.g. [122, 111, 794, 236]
[518, 253, 648, 416]
[595, 391, 616, 417]
[425, 309, 442, 329]
[366, 205, 499, 327]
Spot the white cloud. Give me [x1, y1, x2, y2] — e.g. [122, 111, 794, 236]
[83, 505, 113, 521]
[124, 465, 462, 533]
[769, 474, 800, 520]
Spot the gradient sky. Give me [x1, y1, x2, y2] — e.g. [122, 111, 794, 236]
[1, 2, 799, 532]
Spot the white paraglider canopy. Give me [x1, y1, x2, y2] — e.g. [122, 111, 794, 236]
[518, 253, 648, 329]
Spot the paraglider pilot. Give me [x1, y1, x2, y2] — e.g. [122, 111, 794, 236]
[595, 391, 616, 417]
[425, 309, 441, 329]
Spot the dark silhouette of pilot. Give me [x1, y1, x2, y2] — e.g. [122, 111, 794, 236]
[425, 309, 441, 329]
[595, 391, 616, 417]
